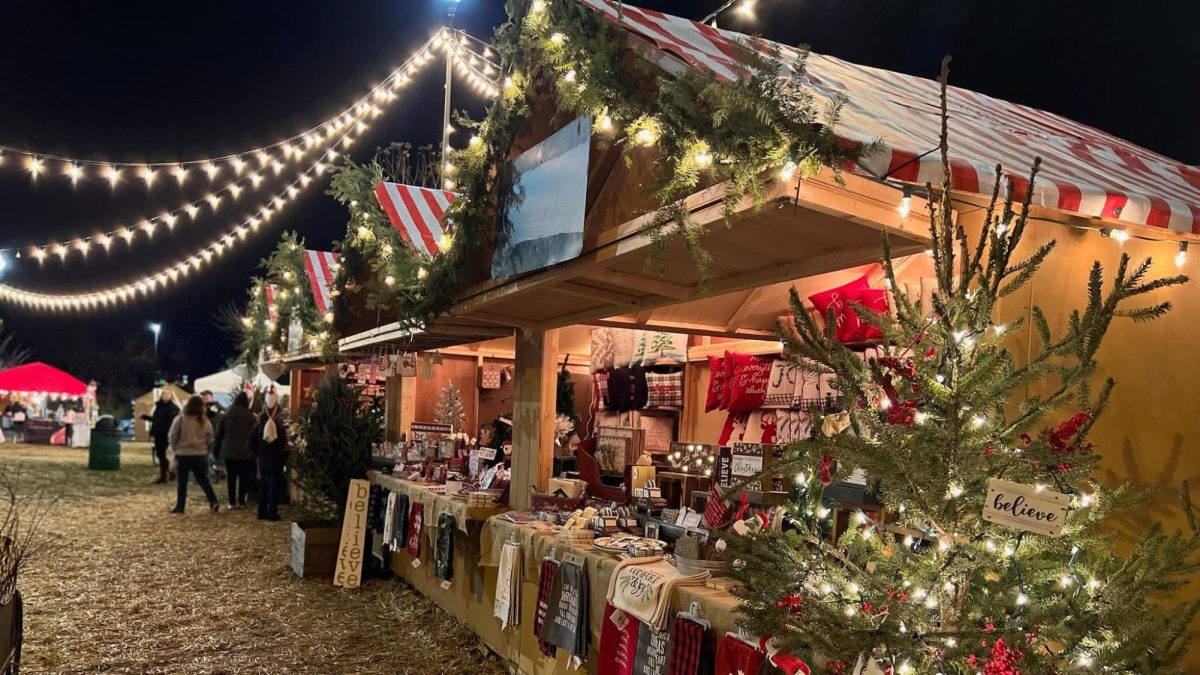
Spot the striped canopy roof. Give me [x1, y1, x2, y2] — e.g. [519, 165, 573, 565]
[580, 0, 1200, 233]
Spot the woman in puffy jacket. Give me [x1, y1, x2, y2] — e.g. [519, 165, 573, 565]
[168, 395, 219, 513]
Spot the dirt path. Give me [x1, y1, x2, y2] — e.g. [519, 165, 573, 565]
[3, 444, 505, 674]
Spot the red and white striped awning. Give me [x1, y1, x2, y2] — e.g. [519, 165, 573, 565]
[374, 182, 458, 257]
[303, 249, 340, 315]
[580, 0, 1200, 233]
[263, 284, 278, 322]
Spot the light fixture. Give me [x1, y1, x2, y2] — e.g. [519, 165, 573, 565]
[898, 185, 912, 217]
[1176, 242, 1188, 268]
[1102, 228, 1130, 243]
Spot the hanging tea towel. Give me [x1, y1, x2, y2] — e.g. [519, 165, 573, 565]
[493, 540, 522, 629]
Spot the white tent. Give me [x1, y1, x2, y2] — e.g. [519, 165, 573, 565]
[193, 366, 289, 407]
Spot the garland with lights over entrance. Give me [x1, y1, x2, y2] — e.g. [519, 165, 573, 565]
[321, 0, 872, 330]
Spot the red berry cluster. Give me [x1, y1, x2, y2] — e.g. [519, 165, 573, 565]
[982, 637, 1023, 675]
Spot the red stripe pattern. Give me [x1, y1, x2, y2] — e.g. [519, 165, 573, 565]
[373, 182, 458, 257]
[303, 249, 341, 315]
[579, 0, 1200, 233]
[264, 284, 277, 322]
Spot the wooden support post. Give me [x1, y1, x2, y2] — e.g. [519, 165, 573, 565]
[384, 375, 403, 443]
[510, 328, 559, 511]
[399, 375, 417, 440]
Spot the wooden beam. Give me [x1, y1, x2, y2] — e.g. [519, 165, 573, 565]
[399, 375, 417, 440]
[510, 329, 559, 511]
[384, 375, 403, 443]
[580, 269, 691, 299]
[590, 317, 777, 342]
[723, 288, 766, 332]
[550, 282, 646, 307]
[450, 311, 533, 330]
[686, 339, 783, 361]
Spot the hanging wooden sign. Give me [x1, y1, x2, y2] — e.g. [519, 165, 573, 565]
[334, 478, 372, 588]
[983, 478, 1070, 537]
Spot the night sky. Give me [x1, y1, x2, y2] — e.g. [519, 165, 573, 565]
[0, 0, 1196, 393]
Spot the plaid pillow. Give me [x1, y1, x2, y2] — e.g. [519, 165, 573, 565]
[594, 371, 610, 410]
[646, 371, 683, 408]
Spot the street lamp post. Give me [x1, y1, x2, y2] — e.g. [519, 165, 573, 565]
[441, 0, 461, 183]
[149, 322, 162, 360]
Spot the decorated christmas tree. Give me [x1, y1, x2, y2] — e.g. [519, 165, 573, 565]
[433, 381, 466, 432]
[731, 62, 1200, 674]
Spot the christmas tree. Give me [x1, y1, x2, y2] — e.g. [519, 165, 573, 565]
[291, 374, 383, 518]
[731, 61, 1200, 674]
[434, 381, 466, 432]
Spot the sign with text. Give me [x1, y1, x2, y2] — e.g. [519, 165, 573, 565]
[333, 478, 371, 588]
[983, 478, 1070, 536]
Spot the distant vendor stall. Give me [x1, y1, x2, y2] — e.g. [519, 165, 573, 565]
[0, 362, 93, 446]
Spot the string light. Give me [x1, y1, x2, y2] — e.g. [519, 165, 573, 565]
[3, 36, 441, 259]
[898, 185, 912, 217]
[1176, 242, 1188, 267]
[1102, 228, 1130, 243]
[0, 122, 353, 310]
[0, 32, 444, 188]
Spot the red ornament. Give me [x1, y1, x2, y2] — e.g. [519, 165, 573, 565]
[819, 454, 834, 486]
[982, 638, 1023, 675]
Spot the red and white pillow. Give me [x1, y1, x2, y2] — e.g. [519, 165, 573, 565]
[807, 275, 887, 343]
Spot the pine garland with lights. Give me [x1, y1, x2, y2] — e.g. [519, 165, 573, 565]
[729, 61, 1199, 674]
[327, 0, 872, 325]
[237, 232, 337, 366]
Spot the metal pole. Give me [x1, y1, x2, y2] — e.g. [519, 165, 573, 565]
[440, 5, 457, 180]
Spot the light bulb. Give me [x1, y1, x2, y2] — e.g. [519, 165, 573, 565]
[103, 164, 120, 186]
[531, 0, 546, 11]
[173, 164, 187, 184]
[66, 163, 82, 184]
[1177, 242, 1188, 268]
[1015, 592, 1028, 606]
[143, 167, 156, 186]
[898, 186, 912, 217]
[549, 33, 565, 45]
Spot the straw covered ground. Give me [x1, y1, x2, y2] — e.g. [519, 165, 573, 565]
[2, 443, 507, 674]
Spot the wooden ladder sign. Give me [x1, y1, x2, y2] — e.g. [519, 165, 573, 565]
[983, 478, 1070, 536]
[333, 478, 372, 588]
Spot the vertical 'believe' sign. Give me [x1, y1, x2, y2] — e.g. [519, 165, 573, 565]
[334, 478, 371, 588]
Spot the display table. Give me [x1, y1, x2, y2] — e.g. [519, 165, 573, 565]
[369, 472, 509, 534]
[480, 516, 741, 648]
[367, 471, 744, 674]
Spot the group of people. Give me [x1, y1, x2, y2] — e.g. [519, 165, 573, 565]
[143, 388, 289, 519]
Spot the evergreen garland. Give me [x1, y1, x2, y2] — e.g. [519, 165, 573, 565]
[322, 0, 872, 323]
[237, 232, 335, 367]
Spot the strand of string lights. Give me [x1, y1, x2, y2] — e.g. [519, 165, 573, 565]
[0, 27, 499, 310]
[0, 33, 443, 188]
[0, 121, 364, 311]
[3, 34, 448, 260]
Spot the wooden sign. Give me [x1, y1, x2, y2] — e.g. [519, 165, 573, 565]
[638, 414, 676, 454]
[596, 426, 644, 472]
[730, 443, 786, 493]
[983, 478, 1070, 536]
[334, 478, 372, 588]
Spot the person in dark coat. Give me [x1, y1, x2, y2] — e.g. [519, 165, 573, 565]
[141, 391, 179, 484]
[213, 392, 256, 508]
[249, 390, 288, 521]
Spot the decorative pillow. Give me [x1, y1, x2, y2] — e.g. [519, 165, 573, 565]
[705, 355, 726, 412]
[610, 329, 636, 369]
[743, 410, 778, 444]
[763, 359, 797, 408]
[629, 330, 649, 367]
[725, 353, 774, 413]
[645, 371, 683, 408]
[590, 328, 615, 373]
[808, 275, 870, 340]
[840, 286, 888, 342]
[641, 331, 687, 365]
[718, 411, 751, 445]
[594, 371, 610, 410]
[809, 276, 888, 344]
[721, 351, 738, 410]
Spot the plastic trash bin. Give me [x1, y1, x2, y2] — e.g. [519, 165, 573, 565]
[88, 418, 121, 471]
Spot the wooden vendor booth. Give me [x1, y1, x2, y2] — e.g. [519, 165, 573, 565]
[309, 1, 1200, 673]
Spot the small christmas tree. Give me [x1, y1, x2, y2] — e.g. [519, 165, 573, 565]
[291, 374, 383, 519]
[556, 364, 579, 428]
[434, 381, 466, 432]
[731, 60, 1200, 674]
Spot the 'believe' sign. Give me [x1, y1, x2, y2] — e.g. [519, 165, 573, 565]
[982, 478, 1070, 537]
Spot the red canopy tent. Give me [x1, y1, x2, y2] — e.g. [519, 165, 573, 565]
[0, 362, 89, 399]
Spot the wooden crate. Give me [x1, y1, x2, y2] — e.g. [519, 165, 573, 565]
[289, 521, 339, 580]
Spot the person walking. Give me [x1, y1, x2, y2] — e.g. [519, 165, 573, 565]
[250, 390, 288, 521]
[168, 395, 219, 514]
[142, 391, 179, 483]
[213, 392, 256, 508]
[200, 390, 227, 481]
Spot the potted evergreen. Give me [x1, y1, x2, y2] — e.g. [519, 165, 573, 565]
[288, 374, 382, 579]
